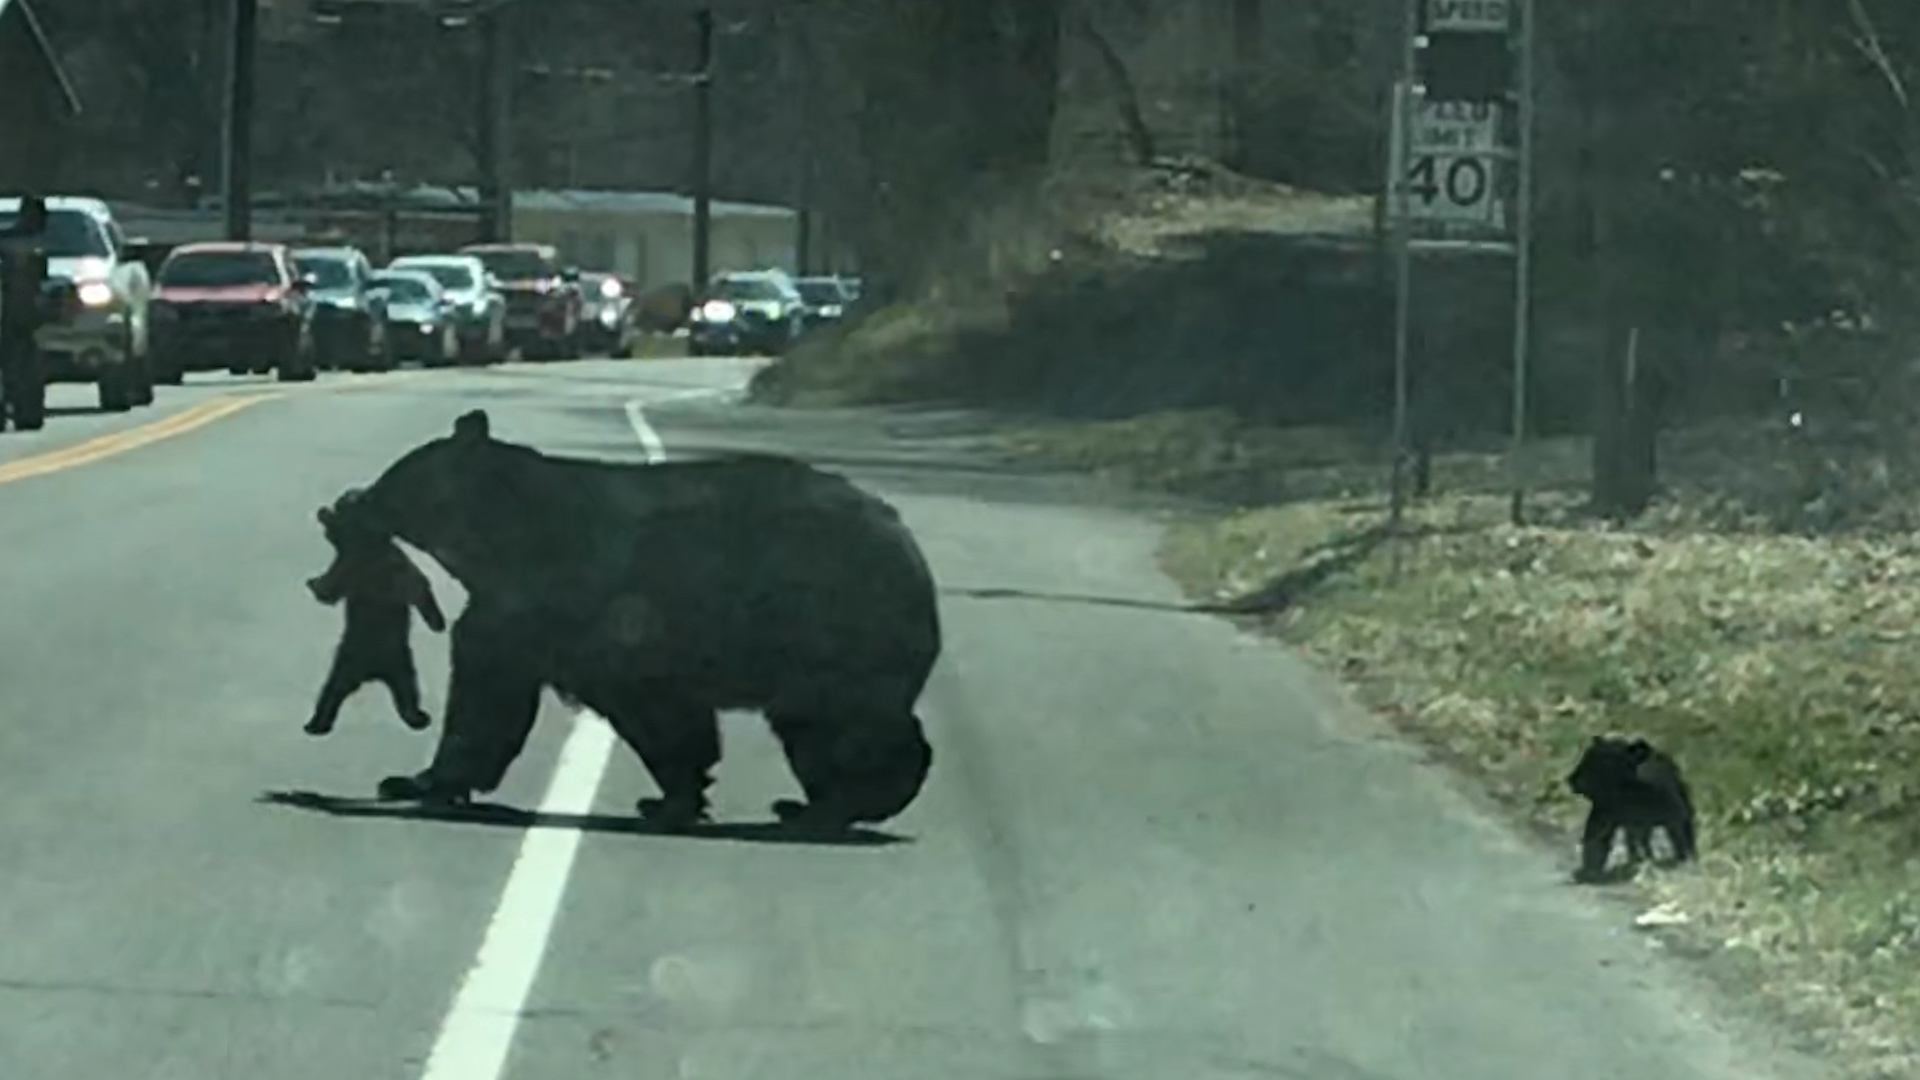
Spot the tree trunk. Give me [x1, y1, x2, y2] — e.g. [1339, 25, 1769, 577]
[1226, 0, 1262, 171]
[1077, 6, 1157, 166]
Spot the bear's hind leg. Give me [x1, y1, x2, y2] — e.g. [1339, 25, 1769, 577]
[767, 711, 932, 833]
[600, 688, 720, 831]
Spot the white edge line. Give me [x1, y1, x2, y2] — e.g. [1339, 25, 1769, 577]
[414, 386, 728, 1080]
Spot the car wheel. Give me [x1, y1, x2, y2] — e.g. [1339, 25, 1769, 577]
[276, 325, 319, 382]
[5, 355, 45, 430]
[122, 325, 155, 406]
[133, 354, 156, 406]
[97, 364, 136, 412]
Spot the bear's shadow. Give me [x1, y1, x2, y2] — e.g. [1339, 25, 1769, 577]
[257, 789, 911, 847]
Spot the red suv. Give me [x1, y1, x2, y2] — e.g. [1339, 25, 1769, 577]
[459, 243, 582, 361]
[149, 241, 320, 382]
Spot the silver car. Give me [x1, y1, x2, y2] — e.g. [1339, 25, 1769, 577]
[367, 269, 459, 366]
[387, 254, 506, 364]
[0, 195, 155, 410]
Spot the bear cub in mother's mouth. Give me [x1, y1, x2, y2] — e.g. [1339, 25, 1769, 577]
[304, 491, 446, 736]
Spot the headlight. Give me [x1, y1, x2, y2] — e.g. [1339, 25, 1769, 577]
[598, 278, 622, 300]
[820, 304, 843, 318]
[75, 281, 114, 307]
[697, 299, 736, 322]
[598, 307, 620, 328]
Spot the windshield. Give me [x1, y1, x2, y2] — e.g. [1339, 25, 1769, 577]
[468, 250, 553, 281]
[795, 280, 847, 304]
[400, 263, 475, 291]
[370, 276, 433, 302]
[159, 251, 281, 288]
[0, 209, 111, 258]
[715, 277, 786, 302]
[294, 256, 355, 290]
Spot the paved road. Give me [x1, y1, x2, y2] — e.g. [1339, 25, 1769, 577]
[0, 357, 1821, 1080]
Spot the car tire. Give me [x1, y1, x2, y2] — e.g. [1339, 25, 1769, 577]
[121, 325, 156, 406]
[98, 364, 136, 412]
[133, 354, 156, 406]
[6, 357, 45, 430]
[275, 324, 319, 383]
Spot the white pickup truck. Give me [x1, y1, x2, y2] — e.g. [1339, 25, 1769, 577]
[0, 195, 156, 412]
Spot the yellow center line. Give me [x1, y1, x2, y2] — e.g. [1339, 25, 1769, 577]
[0, 366, 430, 488]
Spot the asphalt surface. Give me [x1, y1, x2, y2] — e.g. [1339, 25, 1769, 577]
[0, 357, 1824, 1080]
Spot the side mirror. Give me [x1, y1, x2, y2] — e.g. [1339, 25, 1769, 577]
[561, 266, 581, 283]
[292, 274, 317, 292]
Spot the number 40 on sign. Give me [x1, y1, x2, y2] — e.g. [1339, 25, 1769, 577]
[1404, 98, 1504, 228]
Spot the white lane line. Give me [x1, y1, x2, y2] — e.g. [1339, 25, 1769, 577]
[414, 386, 728, 1080]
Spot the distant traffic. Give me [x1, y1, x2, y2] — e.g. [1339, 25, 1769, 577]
[0, 193, 863, 434]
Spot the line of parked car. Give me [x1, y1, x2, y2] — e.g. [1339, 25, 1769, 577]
[0, 194, 646, 428]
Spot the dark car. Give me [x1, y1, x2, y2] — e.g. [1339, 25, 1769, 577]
[793, 275, 856, 330]
[688, 270, 807, 356]
[293, 246, 392, 372]
[457, 243, 582, 360]
[575, 271, 637, 358]
[366, 269, 459, 366]
[149, 242, 320, 382]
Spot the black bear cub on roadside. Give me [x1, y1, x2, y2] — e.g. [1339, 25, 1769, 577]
[1566, 734, 1698, 883]
[304, 491, 446, 736]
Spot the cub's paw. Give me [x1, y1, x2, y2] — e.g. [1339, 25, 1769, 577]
[303, 717, 335, 736]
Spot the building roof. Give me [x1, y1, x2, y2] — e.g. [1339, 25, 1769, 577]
[0, 0, 82, 117]
[281, 182, 796, 219]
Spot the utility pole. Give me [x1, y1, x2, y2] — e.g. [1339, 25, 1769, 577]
[691, 4, 714, 288]
[475, 3, 514, 242]
[222, 0, 259, 241]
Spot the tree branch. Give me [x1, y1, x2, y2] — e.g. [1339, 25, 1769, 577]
[1846, 0, 1909, 113]
[1073, 1, 1156, 165]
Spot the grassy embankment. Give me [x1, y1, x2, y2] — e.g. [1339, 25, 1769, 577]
[750, 164, 1920, 1079]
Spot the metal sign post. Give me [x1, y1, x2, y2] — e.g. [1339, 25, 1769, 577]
[1386, 0, 1531, 557]
[1506, 0, 1536, 526]
[1388, 0, 1420, 583]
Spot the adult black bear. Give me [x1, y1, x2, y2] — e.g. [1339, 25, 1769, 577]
[305, 491, 447, 735]
[1565, 734, 1698, 883]
[320, 408, 941, 833]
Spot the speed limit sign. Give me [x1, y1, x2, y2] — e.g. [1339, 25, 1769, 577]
[1404, 99, 1503, 226]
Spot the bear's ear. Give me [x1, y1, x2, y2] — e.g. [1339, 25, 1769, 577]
[452, 409, 491, 441]
[1625, 738, 1653, 762]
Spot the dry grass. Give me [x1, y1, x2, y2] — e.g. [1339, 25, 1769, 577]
[1007, 412, 1920, 1079]
[747, 159, 1377, 411]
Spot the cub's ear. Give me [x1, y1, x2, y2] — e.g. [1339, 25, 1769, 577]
[316, 505, 333, 527]
[1625, 738, 1653, 762]
[452, 409, 491, 441]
